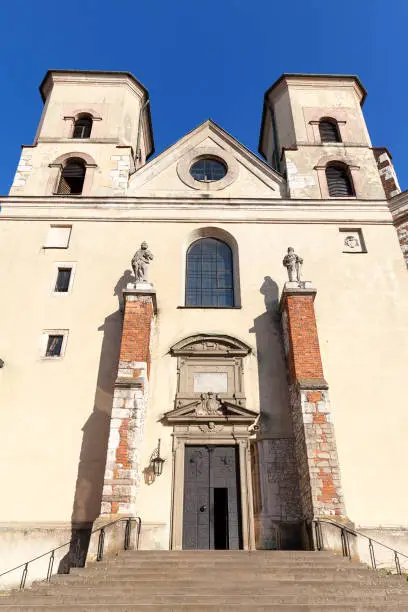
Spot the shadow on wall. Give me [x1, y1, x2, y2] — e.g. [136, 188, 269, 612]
[58, 273, 129, 572]
[249, 276, 289, 432]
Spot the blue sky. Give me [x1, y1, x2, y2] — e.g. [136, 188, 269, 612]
[0, 0, 407, 193]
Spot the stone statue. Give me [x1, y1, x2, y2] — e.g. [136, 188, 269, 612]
[283, 247, 303, 282]
[131, 241, 154, 283]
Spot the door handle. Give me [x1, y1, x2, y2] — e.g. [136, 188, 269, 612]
[199, 505, 207, 512]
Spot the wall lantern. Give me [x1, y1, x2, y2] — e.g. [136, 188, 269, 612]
[151, 438, 165, 477]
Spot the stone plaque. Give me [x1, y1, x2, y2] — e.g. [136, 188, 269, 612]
[193, 372, 228, 393]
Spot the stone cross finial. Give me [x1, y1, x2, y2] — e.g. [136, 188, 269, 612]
[283, 247, 303, 283]
[131, 241, 154, 283]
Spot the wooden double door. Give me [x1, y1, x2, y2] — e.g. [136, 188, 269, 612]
[182, 445, 242, 550]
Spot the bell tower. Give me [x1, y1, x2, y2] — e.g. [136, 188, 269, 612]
[258, 73, 385, 200]
[10, 70, 154, 197]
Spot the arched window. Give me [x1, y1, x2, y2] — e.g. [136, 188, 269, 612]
[57, 158, 86, 195]
[319, 119, 341, 143]
[186, 238, 234, 307]
[72, 115, 92, 139]
[326, 163, 355, 197]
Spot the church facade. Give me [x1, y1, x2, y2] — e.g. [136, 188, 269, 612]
[1, 70, 408, 577]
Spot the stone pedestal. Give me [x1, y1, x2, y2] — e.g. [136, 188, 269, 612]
[280, 282, 346, 520]
[100, 286, 156, 517]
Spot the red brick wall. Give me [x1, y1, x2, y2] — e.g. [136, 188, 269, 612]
[120, 298, 153, 364]
[284, 294, 324, 383]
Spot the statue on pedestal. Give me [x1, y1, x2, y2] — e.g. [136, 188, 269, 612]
[283, 247, 303, 282]
[131, 242, 154, 283]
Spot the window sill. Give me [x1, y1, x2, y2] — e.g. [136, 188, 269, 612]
[177, 306, 242, 309]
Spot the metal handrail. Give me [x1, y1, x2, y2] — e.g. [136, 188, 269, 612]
[313, 517, 408, 575]
[0, 516, 141, 590]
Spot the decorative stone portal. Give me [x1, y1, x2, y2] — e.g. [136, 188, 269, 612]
[164, 334, 257, 550]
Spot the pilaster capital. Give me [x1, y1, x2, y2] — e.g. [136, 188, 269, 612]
[279, 282, 317, 311]
[122, 283, 157, 314]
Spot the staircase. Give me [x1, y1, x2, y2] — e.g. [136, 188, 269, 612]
[1, 550, 408, 611]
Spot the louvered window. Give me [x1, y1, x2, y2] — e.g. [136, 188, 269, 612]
[326, 164, 355, 197]
[319, 120, 341, 143]
[57, 159, 86, 195]
[73, 116, 92, 139]
[186, 238, 234, 307]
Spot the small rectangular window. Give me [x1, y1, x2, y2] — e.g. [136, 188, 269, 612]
[45, 335, 63, 357]
[41, 329, 69, 359]
[44, 226, 72, 249]
[55, 268, 72, 292]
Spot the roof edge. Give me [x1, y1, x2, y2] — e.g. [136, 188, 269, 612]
[264, 73, 367, 105]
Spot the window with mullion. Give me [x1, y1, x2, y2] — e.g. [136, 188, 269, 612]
[185, 238, 234, 307]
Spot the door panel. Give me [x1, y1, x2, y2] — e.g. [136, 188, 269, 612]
[182, 445, 242, 550]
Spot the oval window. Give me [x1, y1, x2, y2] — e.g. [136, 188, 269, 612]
[190, 158, 227, 182]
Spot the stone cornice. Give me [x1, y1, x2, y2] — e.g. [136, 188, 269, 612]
[0, 196, 393, 225]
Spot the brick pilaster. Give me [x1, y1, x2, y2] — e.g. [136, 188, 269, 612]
[280, 283, 346, 520]
[100, 288, 156, 517]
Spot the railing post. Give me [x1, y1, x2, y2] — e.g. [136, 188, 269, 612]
[315, 520, 323, 551]
[345, 529, 351, 559]
[19, 563, 28, 590]
[46, 551, 54, 581]
[97, 528, 105, 562]
[124, 518, 131, 550]
[369, 538, 376, 569]
[136, 517, 141, 550]
[394, 551, 402, 575]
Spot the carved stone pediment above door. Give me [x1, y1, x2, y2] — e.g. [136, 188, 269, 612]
[164, 396, 258, 425]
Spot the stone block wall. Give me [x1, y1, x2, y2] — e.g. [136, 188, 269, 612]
[396, 222, 408, 268]
[373, 148, 401, 200]
[289, 386, 345, 518]
[254, 437, 302, 549]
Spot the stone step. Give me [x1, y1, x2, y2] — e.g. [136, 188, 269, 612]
[70, 564, 366, 577]
[30, 585, 408, 599]
[0, 605, 406, 611]
[47, 571, 384, 586]
[115, 552, 344, 561]
[5, 593, 408, 605]
[103, 559, 358, 566]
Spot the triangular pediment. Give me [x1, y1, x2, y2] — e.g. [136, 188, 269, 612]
[170, 334, 251, 357]
[128, 120, 285, 199]
[163, 397, 258, 424]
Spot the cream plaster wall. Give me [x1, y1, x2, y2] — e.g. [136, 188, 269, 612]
[262, 76, 384, 200]
[0, 204, 408, 535]
[37, 74, 145, 147]
[9, 73, 153, 197]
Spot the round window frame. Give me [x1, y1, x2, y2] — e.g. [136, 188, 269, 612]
[177, 147, 239, 191]
[189, 157, 227, 183]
